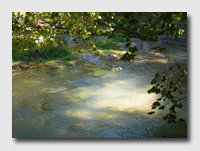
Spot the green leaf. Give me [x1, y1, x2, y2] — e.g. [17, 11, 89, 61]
[166, 94, 174, 100]
[105, 64, 109, 68]
[123, 12, 131, 18]
[162, 115, 168, 120]
[147, 87, 155, 94]
[155, 73, 160, 78]
[146, 17, 152, 23]
[181, 69, 187, 74]
[120, 52, 129, 61]
[160, 76, 167, 82]
[147, 111, 155, 115]
[153, 37, 160, 41]
[147, 86, 160, 94]
[177, 104, 183, 109]
[158, 47, 166, 51]
[159, 106, 165, 110]
[157, 97, 162, 101]
[172, 14, 181, 21]
[151, 78, 157, 84]
[108, 35, 114, 39]
[168, 119, 176, 123]
[120, 52, 135, 61]
[178, 118, 185, 122]
[151, 23, 156, 29]
[150, 46, 159, 50]
[152, 13, 160, 17]
[172, 86, 178, 92]
[167, 66, 173, 71]
[170, 105, 175, 113]
[128, 46, 137, 53]
[128, 54, 136, 60]
[125, 42, 131, 48]
[145, 37, 151, 41]
[153, 101, 161, 107]
[162, 71, 168, 76]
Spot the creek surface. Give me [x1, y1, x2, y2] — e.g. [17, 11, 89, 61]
[12, 38, 187, 138]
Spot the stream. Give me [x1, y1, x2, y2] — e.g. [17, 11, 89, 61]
[12, 38, 187, 138]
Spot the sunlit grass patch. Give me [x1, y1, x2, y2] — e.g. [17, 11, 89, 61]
[44, 60, 61, 66]
[12, 61, 23, 66]
[98, 49, 126, 55]
[90, 36, 118, 50]
[90, 35, 137, 51]
[95, 39, 118, 50]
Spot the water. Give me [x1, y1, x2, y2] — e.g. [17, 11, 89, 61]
[12, 38, 187, 138]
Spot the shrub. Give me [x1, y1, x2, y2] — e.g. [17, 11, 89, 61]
[112, 36, 126, 42]
[95, 38, 118, 50]
[12, 44, 78, 62]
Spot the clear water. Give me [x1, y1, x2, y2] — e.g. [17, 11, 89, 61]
[12, 38, 187, 138]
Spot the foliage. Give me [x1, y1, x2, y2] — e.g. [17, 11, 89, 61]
[147, 65, 187, 123]
[12, 46, 83, 67]
[13, 46, 77, 60]
[12, 12, 187, 123]
[94, 38, 118, 50]
[98, 49, 126, 55]
[112, 36, 127, 42]
[12, 12, 185, 59]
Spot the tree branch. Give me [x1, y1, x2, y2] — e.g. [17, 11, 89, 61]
[177, 97, 187, 102]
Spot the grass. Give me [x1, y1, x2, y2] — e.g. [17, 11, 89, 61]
[94, 38, 118, 50]
[90, 36, 125, 50]
[12, 34, 137, 69]
[112, 36, 126, 42]
[12, 44, 86, 68]
[90, 35, 136, 50]
[98, 49, 126, 55]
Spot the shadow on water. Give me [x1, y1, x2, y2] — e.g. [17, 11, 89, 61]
[12, 20, 188, 138]
[12, 15, 189, 140]
[12, 58, 187, 138]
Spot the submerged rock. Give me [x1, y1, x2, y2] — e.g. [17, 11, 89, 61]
[77, 53, 105, 66]
[77, 53, 122, 66]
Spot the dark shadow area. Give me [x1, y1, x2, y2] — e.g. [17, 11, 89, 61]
[14, 137, 188, 143]
[186, 15, 191, 140]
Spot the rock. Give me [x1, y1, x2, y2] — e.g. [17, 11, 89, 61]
[77, 54, 105, 66]
[101, 53, 120, 61]
[64, 37, 76, 42]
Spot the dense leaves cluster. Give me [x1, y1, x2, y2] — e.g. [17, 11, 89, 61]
[147, 65, 187, 123]
[12, 12, 184, 59]
[12, 12, 116, 53]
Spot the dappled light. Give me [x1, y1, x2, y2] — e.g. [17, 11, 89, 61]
[64, 109, 119, 120]
[12, 12, 187, 138]
[13, 44, 187, 137]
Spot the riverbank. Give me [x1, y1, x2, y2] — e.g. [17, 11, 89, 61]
[12, 45, 88, 70]
[12, 33, 187, 71]
[12, 35, 141, 70]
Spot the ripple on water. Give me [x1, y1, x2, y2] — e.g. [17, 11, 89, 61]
[12, 38, 187, 138]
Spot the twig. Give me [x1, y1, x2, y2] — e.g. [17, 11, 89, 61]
[177, 97, 187, 102]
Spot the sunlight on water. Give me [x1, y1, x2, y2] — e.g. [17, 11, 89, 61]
[12, 38, 187, 138]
